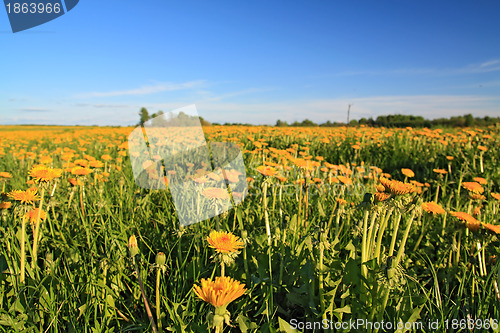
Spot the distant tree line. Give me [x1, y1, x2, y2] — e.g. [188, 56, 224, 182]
[139, 108, 499, 128]
[271, 114, 500, 128]
[138, 107, 211, 126]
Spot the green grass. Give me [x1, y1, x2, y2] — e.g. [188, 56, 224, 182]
[0, 125, 500, 332]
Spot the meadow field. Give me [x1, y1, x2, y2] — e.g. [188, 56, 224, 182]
[0, 124, 500, 332]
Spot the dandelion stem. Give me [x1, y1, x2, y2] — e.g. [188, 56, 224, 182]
[441, 211, 448, 237]
[318, 231, 326, 326]
[361, 210, 369, 278]
[455, 230, 462, 265]
[79, 184, 85, 219]
[66, 188, 75, 209]
[267, 246, 274, 323]
[366, 212, 378, 261]
[32, 186, 45, 270]
[156, 269, 162, 333]
[434, 184, 440, 203]
[394, 211, 416, 267]
[262, 181, 271, 246]
[482, 245, 487, 276]
[20, 213, 27, 284]
[334, 208, 343, 239]
[480, 153, 484, 173]
[326, 201, 338, 234]
[134, 258, 158, 333]
[375, 207, 393, 264]
[304, 181, 310, 225]
[388, 212, 402, 258]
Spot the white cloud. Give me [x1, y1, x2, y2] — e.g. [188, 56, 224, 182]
[479, 59, 500, 68]
[200, 87, 276, 102]
[75, 80, 206, 98]
[332, 58, 500, 77]
[3, 92, 500, 126]
[193, 95, 500, 124]
[19, 107, 50, 112]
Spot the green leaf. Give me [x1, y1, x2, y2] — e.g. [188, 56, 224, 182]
[236, 314, 258, 333]
[317, 200, 325, 218]
[278, 317, 299, 333]
[333, 305, 351, 314]
[395, 305, 423, 333]
[77, 304, 87, 320]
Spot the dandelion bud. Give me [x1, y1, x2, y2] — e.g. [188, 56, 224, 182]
[128, 235, 139, 257]
[156, 252, 166, 266]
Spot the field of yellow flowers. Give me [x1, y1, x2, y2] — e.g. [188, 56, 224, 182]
[1, 124, 500, 332]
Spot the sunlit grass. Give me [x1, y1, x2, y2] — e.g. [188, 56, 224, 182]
[0, 124, 499, 332]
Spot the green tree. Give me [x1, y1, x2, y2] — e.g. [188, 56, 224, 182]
[138, 107, 150, 126]
[275, 119, 288, 127]
[300, 119, 317, 127]
[465, 114, 475, 127]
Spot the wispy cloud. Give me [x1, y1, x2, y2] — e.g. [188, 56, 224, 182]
[4, 92, 500, 126]
[200, 87, 276, 102]
[479, 59, 500, 68]
[194, 95, 500, 124]
[75, 80, 206, 98]
[19, 107, 50, 112]
[75, 103, 129, 108]
[332, 58, 500, 77]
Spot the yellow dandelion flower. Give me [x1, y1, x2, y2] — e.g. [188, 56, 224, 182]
[336, 198, 347, 205]
[8, 188, 40, 205]
[337, 176, 353, 185]
[469, 193, 486, 200]
[71, 166, 93, 176]
[462, 182, 484, 194]
[401, 168, 415, 178]
[89, 160, 104, 168]
[0, 172, 12, 179]
[276, 175, 287, 182]
[472, 177, 487, 185]
[202, 187, 229, 200]
[29, 165, 62, 183]
[490, 193, 500, 201]
[482, 223, 500, 234]
[433, 169, 448, 175]
[421, 202, 445, 215]
[68, 178, 84, 186]
[193, 276, 246, 308]
[256, 165, 277, 177]
[207, 230, 244, 254]
[374, 192, 391, 203]
[449, 211, 481, 231]
[39, 156, 53, 164]
[0, 202, 12, 209]
[25, 207, 47, 225]
[74, 159, 89, 167]
[379, 177, 414, 195]
[101, 154, 112, 161]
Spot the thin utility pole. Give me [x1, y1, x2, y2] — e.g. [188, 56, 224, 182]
[346, 104, 352, 134]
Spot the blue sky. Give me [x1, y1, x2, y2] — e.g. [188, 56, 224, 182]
[1, 1, 500, 126]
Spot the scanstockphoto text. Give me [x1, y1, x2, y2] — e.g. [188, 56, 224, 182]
[289, 318, 499, 331]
